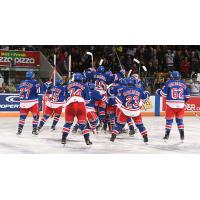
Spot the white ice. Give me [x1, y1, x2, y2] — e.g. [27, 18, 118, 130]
[0, 116, 199, 154]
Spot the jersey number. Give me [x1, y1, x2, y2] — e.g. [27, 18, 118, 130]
[70, 89, 82, 97]
[95, 80, 106, 90]
[171, 88, 184, 99]
[125, 96, 139, 108]
[51, 91, 60, 102]
[20, 88, 30, 99]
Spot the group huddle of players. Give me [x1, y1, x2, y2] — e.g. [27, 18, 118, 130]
[16, 65, 190, 146]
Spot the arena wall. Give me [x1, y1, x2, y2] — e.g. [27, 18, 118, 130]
[0, 94, 199, 117]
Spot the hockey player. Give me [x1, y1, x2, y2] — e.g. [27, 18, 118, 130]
[38, 79, 65, 131]
[107, 78, 136, 135]
[104, 69, 126, 131]
[16, 71, 40, 135]
[110, 77, 150, 143]
[83, 67, 96, 82]
[62, 73, 92, 145]
[91, 65, 107, 123]
[131, 74, 144, 90]
[156, 71, 190, 141]
[72, 82, 106, 134]
[85, 82, 106, 134]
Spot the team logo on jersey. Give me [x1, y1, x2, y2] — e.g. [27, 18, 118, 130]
[5, 96, 19, 103]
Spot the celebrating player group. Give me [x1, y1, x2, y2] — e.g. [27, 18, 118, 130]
[16, 63, 190, 146]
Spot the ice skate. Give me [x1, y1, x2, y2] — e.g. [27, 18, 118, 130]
[16, 128, 22, 135]
[110, 134, 116, 142]
[32, 127, 39, 135]
[180, 130, 184, 142]
[163, 133, 169, 142]
[129, 128, 135, 136]
[61, 136, 66, 145]
[51, 125, 56, 131]
[85, 138, 92, 145]
[37, 126, 42, 132]
[143, 134, 148, 144]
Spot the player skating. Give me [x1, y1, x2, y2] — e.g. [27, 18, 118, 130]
[85, 82, 106, 134]
[16, 71, 40, 135]
[110, 77, 150, 143]
[62, 73, 92, 145]
[107, 78, 136, 135]
[72, 82, 105, 134]
[156, 71, 190, 142]
[91, 66, 108, 126]
[37, 79, 65, 131]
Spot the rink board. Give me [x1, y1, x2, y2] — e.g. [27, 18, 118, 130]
[0, 94, 199, 117]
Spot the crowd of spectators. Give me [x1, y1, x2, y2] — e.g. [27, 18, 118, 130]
[40, 45, 200, 95]
[0, 45, 200, 95]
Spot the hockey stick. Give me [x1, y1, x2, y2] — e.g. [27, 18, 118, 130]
[133, 58, 141, 76]
[86, 51, 94, 69]
[42, 55, 57, 116]
[68, 54, 72, 80]
[114, 47, 123, 70]
[128, 58, 141, 77]
[99, 59, 104, 66]
[53, 54, 56, 86]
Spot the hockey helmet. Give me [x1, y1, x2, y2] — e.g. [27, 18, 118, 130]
[74, 73, 83, 82]
[26, 71, 35, 79]
[56, 79, 65, 85]
[171, 71, 181, 80]
[97, 65, 105, 73]
[88, 82, 95, 90]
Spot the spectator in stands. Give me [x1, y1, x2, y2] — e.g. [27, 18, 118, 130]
[148, 61, 157, 77]
[189, 78, 200, 96]
[165, 49, 175, 71]
[191, 57, 200, 73]
[174, 50, 181, 71]
[8, 83, 17, 93]
[180, 57, 190, 78]
[0, 73, 4, 87]
[0, 82, 9, 93]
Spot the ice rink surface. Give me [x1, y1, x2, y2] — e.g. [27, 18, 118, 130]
[0, 116, 199, 154]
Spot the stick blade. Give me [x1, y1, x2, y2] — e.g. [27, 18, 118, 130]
[142, 65, 147, 72]
[99, 59, 104, 65]
[86, 52, 93, 56]
[133, 58, 140, 64]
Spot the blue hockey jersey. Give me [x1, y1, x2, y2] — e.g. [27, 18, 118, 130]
[86, 89, 106, 112]
[65, 82, 91, 106]
[115, 86, 149, 117]
[91, 72, 108, 94]
[45, 85, 66, 108]
[107, 83, 125, 105]
[158, 79, 190, 108]
[19, 79, 40, 108]
[135, 79, 144, 91]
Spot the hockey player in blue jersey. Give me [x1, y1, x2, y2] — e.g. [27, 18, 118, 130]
[16, 71, 40, 135]
[85, 82, 106, 134]
[106, 78, 125, 131]
[91, 66, 107, 122]
[131, 74, 144, 90]
[156, 71, 190, 142]
[72, 82, 106, 134]
[38, 79, 66, 131]
[83, 67, 96, 82]
[62, 73, 92, 145]
[107, 78, 136, 135]
[110, 77, 150, 143]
